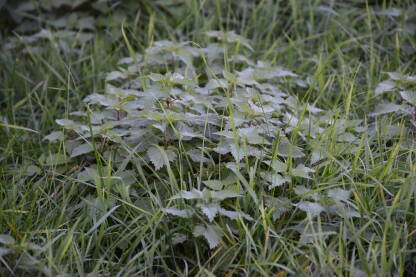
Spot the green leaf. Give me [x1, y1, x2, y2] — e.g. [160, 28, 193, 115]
[327, 188, 351, 202]
[295, 201, 324, 217]
[203, 180, 224, 190]
[370, 103, 405, 117]
[277, 138, 304, 158]
[263, 160, 288, 172]
[56, 119, 78, 129]
[265, 197, 292, 221]
[291, 164, 315, 179]
[210, 190, 241, 200]
[187, 149, 210, 163]
[147, 146, 177, 170]
[44, 131, 64, 142]
[198, 203, 220, 222]
[147, 146, 165, 170]
[163, 208, 194, 218]
[260, 172, 290, 189]
[106, 71, 126, 81]
[400, 90, 416, 105]
[70, 143, 93, 158]
[0, 234, 15, 245]
[193, 224, 223, 249]
[170, 189, 205, 200]
[375, 80, 396, 96]
[219, 208, 253, 221]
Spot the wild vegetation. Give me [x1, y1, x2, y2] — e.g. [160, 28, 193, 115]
[1, 0, 416, 276]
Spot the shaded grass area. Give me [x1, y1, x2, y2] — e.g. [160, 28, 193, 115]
[1, 0, 416, 276]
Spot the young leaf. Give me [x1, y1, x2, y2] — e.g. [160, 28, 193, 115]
[70, 143, 93, 158]
[327, 188, 351, 202]
[375, 80, 396, 96]
[219, 208, 253, 221]
[210, 190, 241, 200]
[163, 208, 194, 218]
[277, 139, 304, 158]
[0, 234, 15, 245]
[147, 146, 176, 170]
[106, 71, 126, 81]
[193, 224, 223, 249]
[198, 203, 220, 222]
[291, 164, 315, 179]
[260, 172, 290, 189]
[187, 149, 210, 163]
[369, 103, 405, 117]
[43, 131, 64, 142]
[56, 119, 78, 129]
[265, 197, 292, 221]
[170, 188, 205, 200]
[400, 90, 416, 105]
[295, 201, 324, 217]
[203, 180, 224, 190]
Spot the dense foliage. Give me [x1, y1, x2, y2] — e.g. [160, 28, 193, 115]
[1, 0, 416, 276]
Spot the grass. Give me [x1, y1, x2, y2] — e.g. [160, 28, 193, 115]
[1, 0, 416, 276]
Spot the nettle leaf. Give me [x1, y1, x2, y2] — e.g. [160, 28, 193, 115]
[203, 180, 224, 190]
[277, 139, 304, 158]
[210, 190, 241, 201]
[147, 146, 177, 170]
[170, 189, 205, 200]
[163, 208, 194, 218]
[219, 208, 253, 221]
[230, 144, 246, 162]
[83, 93, 118, 107]
[263, 160, 288, 173]
[106, 71, 126, 81]
[172, 233, 188, 245]
[0, 234, 15, 245]
[291, 164, 315, 179]
[265, 197, 292, 221]
[327, 188, 351, 202]
[311, 150, 325, 164]
[238, 127, 268, 145]
[193, 224, 223, 249]
[44, 131, 64, 142]
[198, 203, 221, 222]
[337, 132, 357, 143]
[375, 80, 396, 96]
[260, 172, 290, 189]
[330, 204, 361, 218]
[400, 90, 416, 105]
[370, 103, 406, 117]
[213, 139, 231, 155]
[295, 201, 325, 217]
[205, 30, 253, 51]
[187, 149, 210, 163]
[294, 185, 320, 201]
[70, 143, 93, 158]
[56, 119, 78, 129]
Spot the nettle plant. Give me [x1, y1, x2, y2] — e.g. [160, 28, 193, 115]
[371, 72, 416, 126]
[44, 31, 362, 248]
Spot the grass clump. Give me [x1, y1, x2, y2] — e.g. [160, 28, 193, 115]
[1, 0, 416, 276]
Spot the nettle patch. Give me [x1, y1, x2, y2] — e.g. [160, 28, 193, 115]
[372, 72, 416, 125]
[43, 31, 362, 248]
